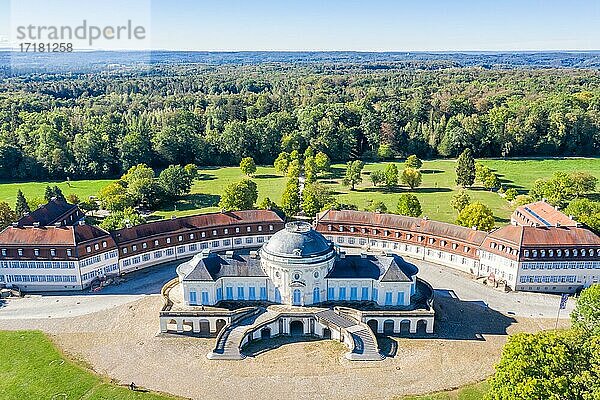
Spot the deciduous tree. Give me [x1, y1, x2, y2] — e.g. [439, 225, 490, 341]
[396, 193, 422, 217]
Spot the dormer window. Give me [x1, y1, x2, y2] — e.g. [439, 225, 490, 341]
[395, 232, 400, 238]
[212, 230, 217, 236]
[235, 228, 240, 233]
[533, 250, 538, 257]
[223, 229, 228, 234]
[258, 226, 263, 232]
[102, 241, 107, 248]
[269, 225, 273, 231]
[86, 246, 92, 253]
[246, 227, 251, 232]
[94, 243, 99, 250]
[453, 243, 458, 250]
[154, 240, 159, 246]
[178, 235, 183, 241]
[132, 245, 137, 251]
[123, 248, 128, 254]
[549, 250, 554, 257]
[1, 249, 6, 256]
[384, 230, 389, 236]
[351, 227, 355, 233]
[18, 249, 23, 256]
[50, 248, 56, 256]
[565, 249, 570, 257]
[524, 250, 530, 257]
[190, 233, 195, 239]
[541, 250, 546, 257]
[66, 249, 72, 257]
[557, 249, 562, 257]
[202, 232, 206, 238]
[34, 249, 39, 256]
[166, 238, 171, 244]
[142, 243, 147, 249]
[573, 249, 578, 256]
[339, 226, 344, 232]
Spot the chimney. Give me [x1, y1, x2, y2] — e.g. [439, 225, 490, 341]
[125, 223, 132, 229]
[423, 216, 428, 220]
[472, 226, 477, 230]
[225, 250, 234, 259]
[54, 222, 62, 227]
[249, 250, 258, 259]
[555, 222, 561, 228]
[11, 222, 18, 228]
[33, 222, 40, 228]
[569, 215, 574, 220]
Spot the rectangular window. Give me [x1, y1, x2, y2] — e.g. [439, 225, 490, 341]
[189, 291, 197, 305]
[225, 286, 233, 300]
[248, 287, 256, 300]
[338, 287, 346, 301]
[201, 291, 209, 305]
[385, 291, 393, 306]
[260, 286, 267, 300]
[237, 286, 245, 300]
[216, 287, 223, 301]
[396, 292, 404, 306]
[327, 287, 335, 300]
[361, 287, 369, 301]
[350, 287, 358, 301]
[372, 288, 378, 302]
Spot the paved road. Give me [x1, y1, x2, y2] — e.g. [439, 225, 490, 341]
[0, 253, 573, 321]
[0, 260, 180, 320]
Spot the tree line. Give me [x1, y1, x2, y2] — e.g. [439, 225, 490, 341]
[1, 66, 600, 180]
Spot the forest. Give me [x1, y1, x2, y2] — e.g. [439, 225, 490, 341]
[1, 62, 599, 181]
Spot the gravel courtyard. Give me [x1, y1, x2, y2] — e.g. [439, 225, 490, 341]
[0, 259, 573, 400]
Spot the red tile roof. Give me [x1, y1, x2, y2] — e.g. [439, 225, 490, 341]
[111, 210, 285, 244]
[512, 201, 577, 227]
[0, 226, 75, 246]
[317, 209, 488, 246]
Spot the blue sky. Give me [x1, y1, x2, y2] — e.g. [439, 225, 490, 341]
[2, 0, 600, 51]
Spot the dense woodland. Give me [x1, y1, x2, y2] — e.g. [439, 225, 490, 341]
[1, 63, 600, 180]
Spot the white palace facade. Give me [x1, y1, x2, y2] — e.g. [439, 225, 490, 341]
[0, 199, 599, 295]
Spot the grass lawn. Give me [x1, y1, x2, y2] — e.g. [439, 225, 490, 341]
[0, 179, 112, 207]
[1, 158, 598, 225]
[0, 330, 177, 400]
[398, 381, 489, 400]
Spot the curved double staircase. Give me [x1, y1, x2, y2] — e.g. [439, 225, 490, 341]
[207, 306, 383, 361]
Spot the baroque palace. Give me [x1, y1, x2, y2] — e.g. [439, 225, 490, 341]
[1, 198, 599, 360]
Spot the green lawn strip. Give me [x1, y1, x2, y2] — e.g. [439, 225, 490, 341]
[0, 331, 178, 400]
[398, 381, 489, 400]
[0, 179, 112, 207]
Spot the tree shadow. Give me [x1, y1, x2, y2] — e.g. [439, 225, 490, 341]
[254, 174, 282, 179]
[170, 193, 221, 211]
[197, 173, 217, 181]
[421, 169, 444, 174]
[329, 167, 346, 179]
[494, 216, 510, 224]
[413, 187, 453, 194]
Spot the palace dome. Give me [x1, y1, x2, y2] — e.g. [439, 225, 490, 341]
[262, 221, 333, 259]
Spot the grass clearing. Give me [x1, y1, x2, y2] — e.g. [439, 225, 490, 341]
[398, 381, 489, 400]
[1, 158, 598, 225]
[0, 330, 177, 400]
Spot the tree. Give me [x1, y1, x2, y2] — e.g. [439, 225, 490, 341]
[456, 148, 475, 187]
[79, 200, 99, 216]
[218, 179, 258, 211]
[487, 329, 600, 400]
[98, 181, 132, 212]
[158, 165, 193, 198]
[396, 194, 422, 217]
[321, 200, 358, 211]
[369, 170, 385, 187]
[258, 197, 279, 211]
[565, 199, 600, 233]
[571, 172, 598, 197]
[476, 163, 501, 190]
[572, 284, 600, 336]
[287, 159, 301, 178]
[100, 207, 146, 231]
[314, 151, 331, 174]
[51, 186, 66, 202]
[44, 186, 54, 202]
[514, 194, 534, 207]
[384, 163, 399, 188]
[15, 190, 30, 217]
[66, 193, 80, 204]
[128, 178, 163, 209]
[0, 201, 17, 229]
[377, 144, 394, 160]
[451, 190, 471, 213]
[274, 152, 290, 175]
[400, 167, 422, 189]
[405, 154, 423, 169]
[301, 183, 333, 217]
[365, 200, 388, 213]
[456, 202, 495, 231]
[281, 178, 301, 216]
[342, 160, 364, 190]
[504, 188, 518, 202]
[529, 172, 576, 208]
[122, 164, 155, 184]
[239, 157, 257, 177]
[304, 156, 318, 183]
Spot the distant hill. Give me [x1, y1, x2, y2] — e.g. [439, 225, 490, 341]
[2, 50, 600, 74]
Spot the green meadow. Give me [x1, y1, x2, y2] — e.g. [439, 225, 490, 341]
[1, 158, 598, 225]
